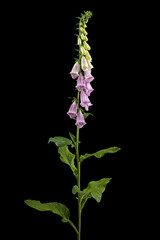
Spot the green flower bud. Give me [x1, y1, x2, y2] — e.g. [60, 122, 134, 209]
[83, 41, 91, 50]
[83, 23, 87, 28]
[85, 50, 92, 62]
[80, 27, 85, 32]
[84, 35, 88, 41]
[80, 27, 88, 35]
[81, 33, 85, 40]
[77, 37, 82, 45]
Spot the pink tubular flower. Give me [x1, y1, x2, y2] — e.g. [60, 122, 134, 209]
[85, 82, 94, 96]
[80, 90, 93, 111]
[70, 62, 79, 79]
[76, 74, 86, 91]
[67, 101, 77, 119]
[84, 69, 94, 82]
[75, 110, 86, 129]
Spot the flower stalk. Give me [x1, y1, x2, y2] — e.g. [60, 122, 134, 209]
[75, 11, 93, 240]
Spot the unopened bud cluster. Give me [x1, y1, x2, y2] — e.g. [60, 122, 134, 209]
[67, 11, 94, 129]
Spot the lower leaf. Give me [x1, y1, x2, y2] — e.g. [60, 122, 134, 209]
[24, 200, 70, 222]
[24, 200, 78, 234]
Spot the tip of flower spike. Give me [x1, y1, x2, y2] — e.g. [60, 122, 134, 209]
[78, 11, 93, 25]
[81, 11, 93, 19]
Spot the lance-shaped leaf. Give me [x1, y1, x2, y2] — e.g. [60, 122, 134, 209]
[58, 146, 77, 178]
[24, 200, 78, 234]
[69, 132, 81, 146]
[69, 132, 76, 145]
[48, 136, 73, 147]
[80, 147, 120, 162]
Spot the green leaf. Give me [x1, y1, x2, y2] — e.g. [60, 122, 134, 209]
[58, 146, 77, 178]
[72, 185, 81, 195]
[24, 200, 79, 234]
[69, 132, 81, 146]
[72, 178, 112, 210]
[24, 200, 70, 222]
[83, 112, 93, 119]
[69, 132, 76, 145]
[48, 136, 72, 147]
[80, 147, 120, 162]
[72, 185, 91, 211]
[83, 178, 112, 203]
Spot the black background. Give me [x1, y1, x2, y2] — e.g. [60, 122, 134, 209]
[4, 1, 155, 239]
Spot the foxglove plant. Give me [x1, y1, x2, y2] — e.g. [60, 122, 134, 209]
[25, 11, 120, 240]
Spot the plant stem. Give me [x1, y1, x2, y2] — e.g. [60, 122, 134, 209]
[68, 220, 79, 235]
[76, 91, 81, 240]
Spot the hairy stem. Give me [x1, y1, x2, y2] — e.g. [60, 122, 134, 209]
[76, 91, 81, 240]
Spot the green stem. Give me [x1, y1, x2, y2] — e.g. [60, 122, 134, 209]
[76, 91, 81, 240]
[68, 220, 79, 235]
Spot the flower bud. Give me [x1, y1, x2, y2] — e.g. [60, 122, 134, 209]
[80, 27, 88, 35]
[85, 50, 92, 62]
[77, 37, 82, 45]
[87, 59, 94, 69]
[83, 41, 91, 50]
[84, 35, 88, 41]
[81, 56, 89, 71]
[81, 33, 85, 40]
[80, 46, 86, 55]
[80, 27, 85, 33]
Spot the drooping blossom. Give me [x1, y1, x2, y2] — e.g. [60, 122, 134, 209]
[85, 82, 94, 96]
[84, 69, 94, 82]
[81, 56, 89, 71]
[67, 101, 77, 119]
[75, 110, 86, 129]
[70, 62, 79, 79]
[80, 90, 92, 111]
[76, 74, 86, 91]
